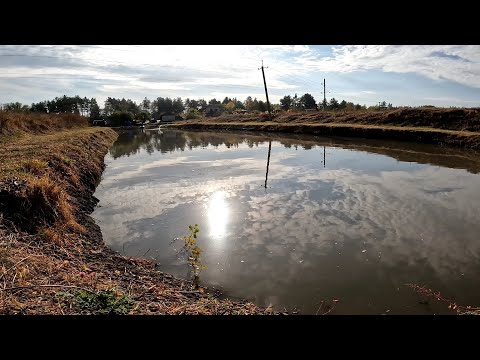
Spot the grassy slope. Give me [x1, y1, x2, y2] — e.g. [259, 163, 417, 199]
[195, 107, 480, 132]
[173, 108, 480, 149]
[0, 117, 271, 314]
[0, 111, 89, 136]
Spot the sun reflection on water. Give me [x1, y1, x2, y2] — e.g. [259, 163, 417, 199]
[207, 191, 229, 238]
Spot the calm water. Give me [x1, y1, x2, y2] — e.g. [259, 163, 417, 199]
[92, 128, 480, 314]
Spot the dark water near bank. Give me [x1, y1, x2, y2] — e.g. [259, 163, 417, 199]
[93, 128, 480, 314]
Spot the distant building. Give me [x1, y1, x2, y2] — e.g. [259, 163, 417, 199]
[159, 112, 176, 122]
[233, 109, 248, 114]
[204, 104, 223, 116]
[92, 119, 107, 126]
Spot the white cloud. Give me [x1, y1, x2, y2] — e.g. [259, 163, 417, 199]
[292, 45, 311, 53]
[295, 45, 480, 89]
[0, 45, 310, 104]
[1, 45, 480, 105]
[423, 97, 479, 104]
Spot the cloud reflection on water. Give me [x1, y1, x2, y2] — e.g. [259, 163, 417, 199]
[93, 129, 480, 313]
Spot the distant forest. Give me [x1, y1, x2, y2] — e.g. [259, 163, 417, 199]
[0, 93, 397, 122]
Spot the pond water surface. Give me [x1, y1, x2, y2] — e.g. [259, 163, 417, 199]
[92, 128, 480, 314]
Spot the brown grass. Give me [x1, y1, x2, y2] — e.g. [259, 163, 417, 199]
[197, 107, 480, 132]
[0, 111, 88, 137]
[27, 176, 73, 225]
[22, 159, 49, 176]
[0, 127, 111, 233]
[38, 227, 63, 246]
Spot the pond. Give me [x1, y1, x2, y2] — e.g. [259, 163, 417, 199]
[92, 128, 480, 314]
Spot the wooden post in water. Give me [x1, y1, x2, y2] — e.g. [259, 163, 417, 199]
[265, 140, 272, 189]
[324, 146, 326, 168]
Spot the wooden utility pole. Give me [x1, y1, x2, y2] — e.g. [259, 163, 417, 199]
[323, 78, 326, 110]
[259, 60, 272, 121]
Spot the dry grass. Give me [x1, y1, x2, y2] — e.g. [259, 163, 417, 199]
[197, 107, 480, 132]
[26, 176, 74, 228]
[406, 284, 480, 315]
[0, 128, 113, 233]
[0, 111, 88, 138]
[22, 159, 49, 176]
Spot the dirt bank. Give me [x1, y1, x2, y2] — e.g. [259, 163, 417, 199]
[173, 108, 480, 149]
[192, 108, 480, 132]
[0, 126, 273, 314]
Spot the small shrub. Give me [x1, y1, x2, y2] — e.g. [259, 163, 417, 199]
[73, 289, 135, 315]
[185, 110, 201, 120]
[109, 111, 134, 127]
[177, 224, 205, 278]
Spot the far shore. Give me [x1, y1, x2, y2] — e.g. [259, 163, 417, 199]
[171, 108, 480, 150]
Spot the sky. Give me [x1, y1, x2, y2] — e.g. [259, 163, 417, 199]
[1, 45, 480, 108]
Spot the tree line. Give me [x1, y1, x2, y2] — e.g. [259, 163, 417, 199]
[0, 93, 394, 122]
[1, 96, 102, 119]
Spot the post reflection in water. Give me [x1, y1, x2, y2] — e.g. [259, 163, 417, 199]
[207, 191, 229, 238]
[264, 140, 272, 189]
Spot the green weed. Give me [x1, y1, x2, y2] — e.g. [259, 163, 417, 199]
[72, 289, 135, 315]
[178, 224, 206, 279]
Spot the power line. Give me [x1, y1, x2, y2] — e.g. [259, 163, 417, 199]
[269, 67, 320, 90]
[270, 67, 369, 101]
[269, 67, 334, 105]
[268, 67, 374, 104]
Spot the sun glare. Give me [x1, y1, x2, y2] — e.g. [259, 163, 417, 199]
[207, 191, 229, 238]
